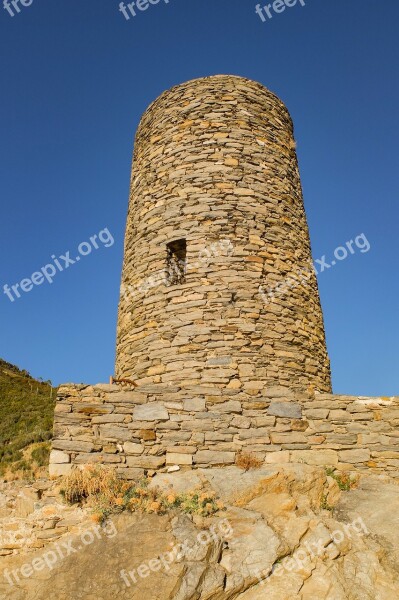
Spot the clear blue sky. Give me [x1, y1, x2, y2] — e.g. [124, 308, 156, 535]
[0, 0, 398, 395]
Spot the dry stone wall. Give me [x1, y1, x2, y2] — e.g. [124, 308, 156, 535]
[50, 384, 399, 478]
[116, 75, 331, 394]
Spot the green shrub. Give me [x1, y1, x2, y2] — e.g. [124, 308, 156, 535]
[0, 359, 57, 475]
[31, 443, 51, 467]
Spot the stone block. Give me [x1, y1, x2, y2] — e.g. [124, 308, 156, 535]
[126, 455, 166, 469]
[263, 386, 294, 398]
[111, 392, 148, 404]
[52, 440, 94, 453]
[205, 432, 233, 442]
[54, 403, 72, 413]
[165, 446, 195, 454]
[74, 453, 121, 464]
[99, 425, 132, 441]
[231, 415, 251, 428]
[207, 356, 232, 366]
[329, 410, 349, 421]
[49, 463, 73, 478]
[291, 419, 309, 432]
[49, 450, 70, 464]
[183, 398, 206, 412]
[212, 400, 242, 414]
[74, 403, 114, 415]
[270, 432, 307, 444]
[265, 451, 290, 464]
[164, 402, 184, 410]
[166, 453, 193, 465]
[73, 453, 103, 464]
[124, 442, 145, 455]
[311, 422, 334, 433]
[253, 416, 276, 427]
[92, 415, 125, 424]
[93, 384, 120, 392]
[268, 402, 302, 419]
[156, 421, 180, 430]
[326, 434, 358, 445]
[186, 386, 222, 396]
[338, 449, 370, 463]
[193, 451, 235, 465]
[181, 420, 214, 431]
[243, 381, 265, 392]
[133, 403, 169, 421]
[238, 428, 270, 441]
[290, 449, 338, 466]
[305, 409, 329, 419]
[117, 468, 145, 480]
[161, 432, 192, 441]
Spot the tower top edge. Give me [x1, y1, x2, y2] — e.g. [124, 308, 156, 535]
[141, 75, 292, 123]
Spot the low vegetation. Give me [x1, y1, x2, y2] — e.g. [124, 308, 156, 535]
[325, 467, 358, 491]
[60, 465, 225, 523]
[0, 358, 57, 477]
[235, 451, 263, 471]
[320, 493, 334, 511]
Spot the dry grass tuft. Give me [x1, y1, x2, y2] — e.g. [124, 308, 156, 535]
[60, 464, 124, 503]
[60, 465, 225, 523]
[235, 452, 263, 471]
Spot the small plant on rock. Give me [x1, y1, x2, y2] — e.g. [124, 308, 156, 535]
[320, 493, 333, 511]
[325, 467, 358, 491]
[60, 465, 224, 523]
[235, 452, 263, 471]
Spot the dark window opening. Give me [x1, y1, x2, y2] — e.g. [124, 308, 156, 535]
[167, 239, 187, 285]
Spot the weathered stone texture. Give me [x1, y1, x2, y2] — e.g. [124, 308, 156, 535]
[115, 75, 331, 396]
[4, 467, 399, 599]
[51, 384, 399, 478]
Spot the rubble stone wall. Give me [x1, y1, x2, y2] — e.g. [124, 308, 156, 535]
[50, 384, 399, 478]
[116, 75, 331, 394]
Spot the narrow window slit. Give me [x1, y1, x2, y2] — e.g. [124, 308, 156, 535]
[167, 239, 187, 285]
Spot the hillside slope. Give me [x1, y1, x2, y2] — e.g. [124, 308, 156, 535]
[0, 359, 57, 475]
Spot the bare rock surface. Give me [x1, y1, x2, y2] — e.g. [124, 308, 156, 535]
[1, 465, 399, 599]
[334, 475, 399, 571]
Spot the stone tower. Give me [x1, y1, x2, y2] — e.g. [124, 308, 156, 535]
[116, 75, 331, 396]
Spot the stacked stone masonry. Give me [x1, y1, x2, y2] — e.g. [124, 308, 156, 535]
[116, 75, 332, 394]
[50, 384, 399, 478]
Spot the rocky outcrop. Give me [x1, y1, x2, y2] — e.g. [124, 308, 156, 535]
[0, 479, 89, 558]
[1, 464, 398, 599]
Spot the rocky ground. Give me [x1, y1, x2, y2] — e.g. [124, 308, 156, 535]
[0, 464, 398, 599]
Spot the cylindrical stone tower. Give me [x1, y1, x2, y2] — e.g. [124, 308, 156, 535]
[116, 75, 331, 395]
